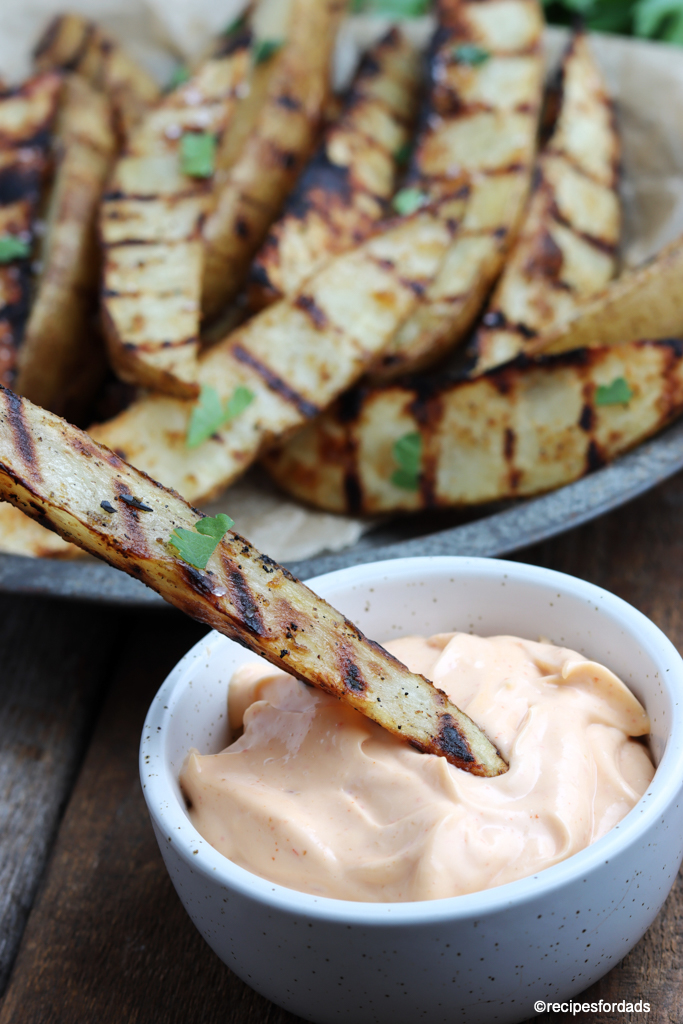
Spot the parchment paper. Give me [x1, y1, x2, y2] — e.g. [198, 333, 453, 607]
[0, 6, 682, 562]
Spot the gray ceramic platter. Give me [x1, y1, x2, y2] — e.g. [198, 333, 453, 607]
[1, 417, 682, 606]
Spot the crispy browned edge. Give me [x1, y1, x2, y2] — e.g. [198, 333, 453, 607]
[470, 30, 620, 373]
[0, 384, 507, 776]
[0, 73, 63, 390]
[527, 233, 683, 356]
[200, 0, 348, 321]
[33, 13, 160, 141]
[98, 33, 253, 399]
[367, 0, 544, 382]
[262, 339, 683, 515]
[16, 75, 116, 419]
[247, 25, 419, 309]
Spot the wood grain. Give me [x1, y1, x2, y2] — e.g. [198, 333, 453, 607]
[0, 608, 303, 1024]
[2, 472, 683, 1022]
[0, 594, 120, 995]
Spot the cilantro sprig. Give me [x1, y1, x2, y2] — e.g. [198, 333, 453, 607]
[452, 44, 491, 66]
[392, 187, 428, 216]
[595, 377, 633, 406]
[224, 13, 248, 35]
[168, 64, 190, 90]
[541, 0, 683, 44]
[254, 38, 284, 65]
[169, 513, 234, 570]
[394, 141, 412, 166]
[0, 235, 30, 263]
[391, 431, 422, 491]
[352, 0, 430, 15]
[180, 132, 217, 179]
[186, 384, 255, 449]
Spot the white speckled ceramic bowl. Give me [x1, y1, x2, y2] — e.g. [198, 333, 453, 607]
[140, 557, 683, 1024]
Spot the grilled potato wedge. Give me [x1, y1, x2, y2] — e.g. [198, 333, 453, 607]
[369, 0, 544, 382]
[0, 73, 62, 390]
[248, 26, 421, 309]
[100, 35, 252, 398]
[263, 340, 683, 514]
[91, 197, 465, 503]
[0, 385, 506, 776]
[33, 13, 160, 141]
[201, 0, 347, 321]
[471, 32, 620, 374]
[16, 76, 116, 421]
[527, 233, 683, 356]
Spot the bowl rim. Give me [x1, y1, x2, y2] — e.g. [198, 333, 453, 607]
[141, 555, 683, 924]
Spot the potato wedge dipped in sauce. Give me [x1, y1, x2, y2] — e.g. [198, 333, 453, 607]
[0, 383, 507, 778]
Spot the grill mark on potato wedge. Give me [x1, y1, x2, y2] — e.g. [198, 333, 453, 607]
[33, 13, 160, 142]
[90, 199, 462, 505]
[99, 38, 252, 398]
[527, 232, 683, 357]
[223, 561, 269, 637]
[368, 0, 545, 382]
[231, 342, 320, 419]
[0, 384, 507, 776]
[0, 73, 62, 390]
[262, 341, 683, 514]
[471, 32, 621, 374]
[201, 0, 347, 321]
[5, 388, 38, 475]
[247, 26, 421, 309]
[16, 75, 116, 421]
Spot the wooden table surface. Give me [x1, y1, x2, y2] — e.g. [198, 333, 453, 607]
[1, 474, 683, 1024]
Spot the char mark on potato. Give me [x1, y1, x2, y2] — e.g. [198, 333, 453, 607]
[231, 344, 319, 419]
[504, 427, 515, 461]
[343, 471, 363, 516]
[295, 294, 329, 329]
[4, 387, 38, 474]
[579, 404, 594, 432]
[586, 439, 605, 473]
[654, 338, 683, 358]
[0, 164, 42, 205]
[213, 28, 252, 58]
[112, 478, 150, 550]
[340, 656, 367, 694]
[225, 564, 267, 636]
[285, 152, 353, 219]
[436, 714, 475, 765]
[178, 563, 217, 599]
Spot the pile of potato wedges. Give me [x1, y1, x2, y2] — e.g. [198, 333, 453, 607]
[1, 0, 682, 556]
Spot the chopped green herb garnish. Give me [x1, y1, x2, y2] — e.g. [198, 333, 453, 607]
[223, 385, 255, 422]
[353, 0, 429, 14]
[224, 13, 248, 35]
[452, 44, 491, 66]
[0, 235, 30, 263]
[180, 132, 217, 179]
[254, 38, 284, 65]
[186, 384, 255, 449]
[394, 141, 412, 166]
[595, 376, 633, 406]
[391, 431, 422, 491]
[540, 0, 683, 44]
[392, 187, 428, 216]
[168, 64, 191, 90]
[169, 513, 234, 570]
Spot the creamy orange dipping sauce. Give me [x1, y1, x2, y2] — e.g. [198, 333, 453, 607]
[179, 633, 654, 902]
